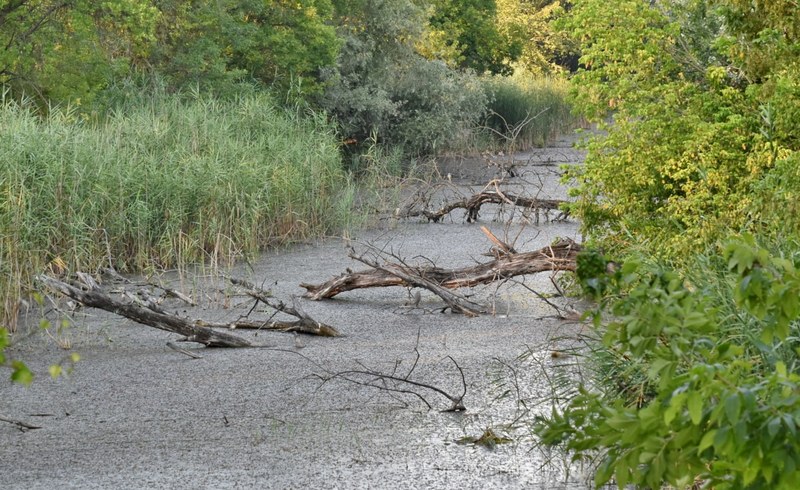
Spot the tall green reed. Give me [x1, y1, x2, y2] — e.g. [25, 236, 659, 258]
[482, 73, 580, 150]
[1, 90, 354, 329]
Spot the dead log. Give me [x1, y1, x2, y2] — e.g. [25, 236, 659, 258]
[301, 238, 581, 301]
[37, 273, 341, 347]
[403, 189, 568, 223]
[37, 275, 254, 348]
[0, 414, 41, 431]
[101, 267, 196, 306]
[348, 252, 487, 317]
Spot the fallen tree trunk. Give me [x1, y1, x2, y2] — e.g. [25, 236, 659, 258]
[348, 253, 488, 317]
[227, 277, 340, 336]
[37, 275, 254, 348]
[301, 238, 581, 301]
[37, 274, 341, 348]
[403, 189, 568, 223]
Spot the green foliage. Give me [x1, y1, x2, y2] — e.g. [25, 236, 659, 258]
[0, 0, 339, 105]
[1, 318, 81, 384]
[537, 239, 800, 489]
[149, 0, 340, 97]
[0, 89, 353, 330]
[0, 0, 159, 107]
[321, 0, 487, 156]
[425, 0, 520, 75]
[481, 72, 578, 149]
[540, 5, 800, 486]
[495, 0, 574, 75]
[560, 0, 800, 257]
[0, 326, 32, 385]
[575, 249, 610, 300]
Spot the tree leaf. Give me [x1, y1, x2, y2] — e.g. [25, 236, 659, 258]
[698, 429, 716, 454]
[724, 394, 741, 424]
[688, 391, 703, 425]
[11, 361, 33, 385]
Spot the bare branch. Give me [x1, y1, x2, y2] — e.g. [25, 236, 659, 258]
[0, 413, 41, 431]
[402, 188, 568, 223]
[226, 276, 341, 337]
[348, 249, 487, 317]
[319, 356, 467, 412]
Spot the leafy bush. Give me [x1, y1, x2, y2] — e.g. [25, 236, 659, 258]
[0, 89, 354, 330]
[148, 0, 340, 97]
[560, 0, 800, 258]
[424, 0, 520, 75]
[0, 0, 160, 108]
[537, 238, 800, 489]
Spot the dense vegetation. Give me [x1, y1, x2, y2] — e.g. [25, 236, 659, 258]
[535, 1, 800, 488]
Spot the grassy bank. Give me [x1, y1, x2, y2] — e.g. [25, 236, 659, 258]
[1, 91, 354, 329]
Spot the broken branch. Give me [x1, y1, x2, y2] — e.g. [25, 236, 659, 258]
[0, 414, 41, 431]
[37, 275, 254, 347]
[227, 277, 340, 337]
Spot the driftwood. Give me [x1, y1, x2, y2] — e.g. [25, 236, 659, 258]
[101, 267, 196, 306]
[403, 189, 568, 223]
[37, 274, 340, 348]
[0, 414, 41, 431]
[349, 251, 488, 317]
[37, 275, 254, 347]
[301, 238, 581, 305]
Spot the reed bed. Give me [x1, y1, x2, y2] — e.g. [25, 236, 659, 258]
[1, 91, 354, 329]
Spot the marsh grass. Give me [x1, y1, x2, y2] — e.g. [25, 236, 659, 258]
[1, 90, 354, 329]
[481, 74, 579, 151]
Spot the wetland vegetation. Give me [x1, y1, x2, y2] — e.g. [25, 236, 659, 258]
[3, 1, 800, 488]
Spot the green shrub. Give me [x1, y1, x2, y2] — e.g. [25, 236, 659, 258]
[536, 238, 800, 489]
[559, 0, 800, 259]
[321, 0, 487, 157]
[0, 89, 354, 329]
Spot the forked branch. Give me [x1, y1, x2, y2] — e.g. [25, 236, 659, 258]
[402, 189, 568, 223]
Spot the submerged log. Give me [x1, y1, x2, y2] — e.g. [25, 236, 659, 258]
[37, 273, 341, 348]
[301, 238, 581, 301]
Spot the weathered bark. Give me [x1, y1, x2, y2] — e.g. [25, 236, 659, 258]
[37, 275, 254, 348]
[0, 414, 41, 431]
[403, 189, 568, 223]
[301, 238, 581, 301]
[348, 253, 488, 317]
[37, 274, 341, 347]
[227, 277, 340, 336]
